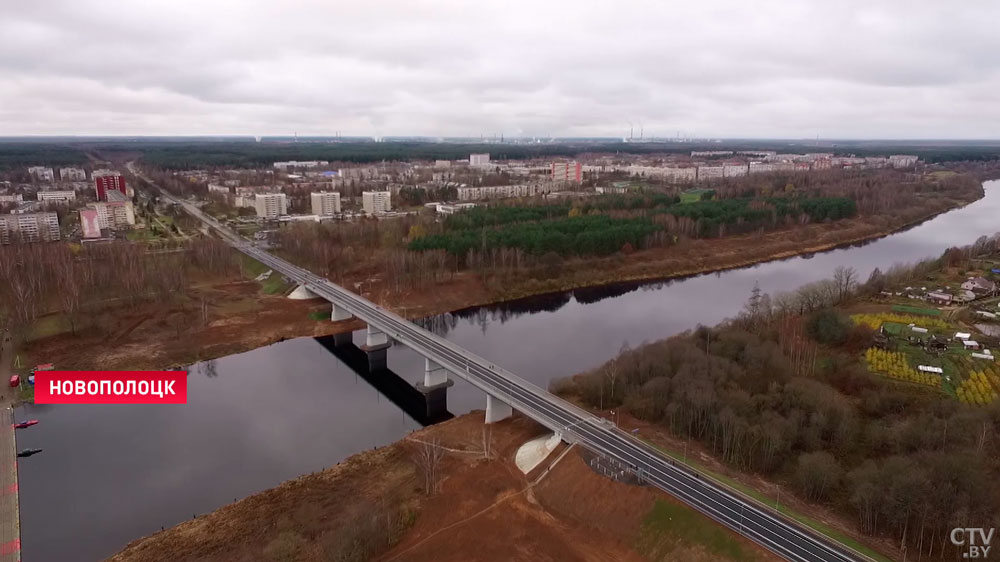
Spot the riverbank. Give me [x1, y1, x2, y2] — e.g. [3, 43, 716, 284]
[106, 412, 779, 562]
[19, 184, 984, 373]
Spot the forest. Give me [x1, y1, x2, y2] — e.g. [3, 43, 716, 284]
[409, 195, 857, 258]
[552, 238, 1000, 560]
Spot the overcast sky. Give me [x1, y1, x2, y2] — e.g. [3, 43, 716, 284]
[3, 0, 999, 138]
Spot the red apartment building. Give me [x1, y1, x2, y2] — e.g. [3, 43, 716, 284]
[94, 175, 127, 201]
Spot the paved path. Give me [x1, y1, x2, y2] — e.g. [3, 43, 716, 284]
[0, 333, 20, 562]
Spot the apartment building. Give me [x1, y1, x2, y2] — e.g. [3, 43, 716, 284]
[0, 212, 60, 243]
[338, 166, 378, 180]
[551, 161, 582, 184]
[88, 200, 136, 229]
[469, 153, 491, 167]
[696, 166, 725, 181]
[95, 175, 128, 201]
[28, 167, 55, 182]
[92, 169, 120, 179]
[310, 191, 342, 216]
[254, 193, 288, 218]
[362, 191, 392, 214]
[37, 190, 76, 203]
[273, 160, 329, 170]
[0, 194, 23, 204]
[722, 164, 748, 177]
[889, 155, 919, 168]
[80, 208, 102, 238]
[456, 184, 544, 201]
[59, 167, 87, 181]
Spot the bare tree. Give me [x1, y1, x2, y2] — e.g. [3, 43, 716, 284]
[412, 438, 445, 495]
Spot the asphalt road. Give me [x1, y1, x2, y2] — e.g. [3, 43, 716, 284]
[136, 166, 874, 562]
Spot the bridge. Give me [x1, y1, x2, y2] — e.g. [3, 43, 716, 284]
[134, 165, 874, 562]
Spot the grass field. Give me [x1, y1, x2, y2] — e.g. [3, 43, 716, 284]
[639, 499, 757, 561]
[680, 189, 714, 204]
[240, 255, 292, 295]
[891, 304, 942, 316]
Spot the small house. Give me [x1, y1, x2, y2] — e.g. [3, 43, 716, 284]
[962, 340, 981, 350]
[961, 276, 998, 296]
[954, 332, 972, 340]
[926, 291, 953, 305]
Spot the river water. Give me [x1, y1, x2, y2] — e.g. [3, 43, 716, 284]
[14, 182, 1000, 561]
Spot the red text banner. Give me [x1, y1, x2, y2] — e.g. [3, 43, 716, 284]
[34, 371, 188, 404]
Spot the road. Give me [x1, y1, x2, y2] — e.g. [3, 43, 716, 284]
[131, 163, 873, 562]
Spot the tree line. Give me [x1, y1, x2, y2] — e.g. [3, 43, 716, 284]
[552, 241, 1000, 560]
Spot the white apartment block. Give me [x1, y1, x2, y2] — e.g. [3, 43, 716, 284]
[469, 153, 491, 167]
[207, 183, 231, 194]
[0, 212, 60, 243]
[338, 166, 378, 180]
[362, 191, 392, 214]
[723, 164, 748, 177]
[456, 184, 544, 201]
[626, 166, 697, 183]
[37, 190, 76, 203]
[310, 191, 342, 216]
[434, 160, 452, 168]
[254, 193, 288, 218]
[0, 194, 23, 203]
[697, 166, 725, 181]
[91, 168, 120, 178]
[889, 155, 919, 168]
[273, 160, 329, 170]
[28, 167, 55, 182]
[551, 161, 582, 184]
[59, 167, 87, 181]
[88, 201, 136, 229]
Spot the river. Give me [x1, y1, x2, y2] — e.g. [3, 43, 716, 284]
[14, 181, 1000, 561]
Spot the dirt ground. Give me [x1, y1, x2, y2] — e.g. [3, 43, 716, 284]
[107, 413, 779, 562]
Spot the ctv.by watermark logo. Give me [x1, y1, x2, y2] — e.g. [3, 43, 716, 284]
[951, 527, 995, 559]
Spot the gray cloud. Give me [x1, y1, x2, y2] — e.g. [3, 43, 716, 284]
[2, 0, 999, 137]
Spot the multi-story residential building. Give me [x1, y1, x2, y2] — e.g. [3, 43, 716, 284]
[92, 168, 120, 179]
[338, 166, 378, 180]
[273, 160, 329, 170]
[95, 175, 128, 201]
[362, 191, 392, 214]
[0, 212, 60, 243]
[696, 166, 725, 181]
[722, 164, 748, 177]
[310, 191, 342, 216]
[889, 155, 919, 168]
[88, 200, 136, 229]
[254, 193, 288, 218]
[469, 153, 491, 167]
[37, 190, 76, 204]
[0, 194, 23, 204]
[79, 209, 102, 238]
[625, 165, 697, 183]
[28, 167, 55, 182]
[691, 151, 733, 157]
[551, 161, 582, 184]
[434, 160, 452, 168]
[59, 167, 87, 181]
[456, 184, 544, 201]
[207, 184, 231, 194]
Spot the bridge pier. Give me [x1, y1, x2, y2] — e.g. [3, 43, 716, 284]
[288, 284, 320, 300]
[416, 358, 454, 420]
[485, 394, 512, 424]
[330, 302, 352, 322]
[360, 325, 391, 371]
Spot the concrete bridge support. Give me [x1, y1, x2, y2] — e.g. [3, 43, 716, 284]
[423, 358, 448, 388]
[485, 394, 512, 424]
[416, 358, 454, 420]
[330, 302, 352, 322]
[332, 332, 353, 347]
[288, 284, 320, 300]
[360, 325, 391, 371]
